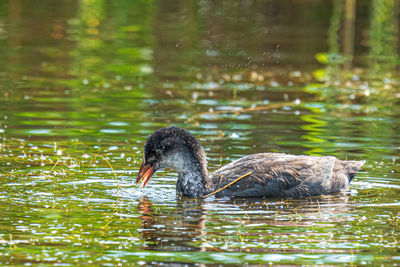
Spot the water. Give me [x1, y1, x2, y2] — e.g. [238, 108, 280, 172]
[0, 0, 399, 265]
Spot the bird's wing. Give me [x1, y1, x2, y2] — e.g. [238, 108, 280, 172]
[210, 153, 336, 198]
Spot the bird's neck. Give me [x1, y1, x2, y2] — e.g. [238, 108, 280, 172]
[170, 148, 210, 197]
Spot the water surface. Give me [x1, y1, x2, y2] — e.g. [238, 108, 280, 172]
[0, 0, 399, 265]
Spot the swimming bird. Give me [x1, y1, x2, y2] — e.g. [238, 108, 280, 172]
[137, 126, 365, 198]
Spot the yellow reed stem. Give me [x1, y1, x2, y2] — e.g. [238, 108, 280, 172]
[94, 154, 120, 193]
[202, 171, 252, 199]
[50, 159, 60, 173]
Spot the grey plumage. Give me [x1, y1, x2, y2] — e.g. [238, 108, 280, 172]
[210, 153, 365, 198]
[138, 127, 365, 198]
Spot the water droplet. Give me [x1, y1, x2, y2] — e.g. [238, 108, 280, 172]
[230, 133, 239, 139]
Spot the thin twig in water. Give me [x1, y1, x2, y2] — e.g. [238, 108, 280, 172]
[92, 154, 120, 193]
[202, 172, 252, 199]
[86, 192, 93, 204]
[187, 102, 295, 123]
[50, 159, 60, 173]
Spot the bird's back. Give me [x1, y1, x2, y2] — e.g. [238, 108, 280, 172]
[209, 153, 365, 198]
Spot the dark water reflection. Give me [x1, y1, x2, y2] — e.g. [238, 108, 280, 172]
[0, 0, 400, 265]
[136, 194, 354, 253]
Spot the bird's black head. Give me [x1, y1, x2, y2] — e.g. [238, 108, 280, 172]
[137, 126, 204, 187]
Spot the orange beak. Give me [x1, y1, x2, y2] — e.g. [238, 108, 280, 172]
[136, 162, 155, 188]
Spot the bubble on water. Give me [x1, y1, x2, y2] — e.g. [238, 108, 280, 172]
[120, 153, 125, 158]
[270, 81, 279, 87]
[230, 133, 239, 139]
[289, 70, 301, 77]
[283, 93, 289, 101]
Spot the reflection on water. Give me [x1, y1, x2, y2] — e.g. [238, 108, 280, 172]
[135, 194, 355, 254]
[0, 0, 399, 265]
[138, 197, 207, 252]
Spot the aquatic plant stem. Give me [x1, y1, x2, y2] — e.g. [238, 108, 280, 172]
[202, 172, 252, 198]
[93, 154, 120, 193]
[50, 159, 60, 173]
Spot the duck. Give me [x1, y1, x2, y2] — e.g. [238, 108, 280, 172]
[137, 126, 365, 198]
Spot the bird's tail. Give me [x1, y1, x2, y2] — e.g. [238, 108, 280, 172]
[345, 160, 366, 183]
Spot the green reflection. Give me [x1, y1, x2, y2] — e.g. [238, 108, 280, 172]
[369, 0, 399, 75]
[0, 1, 400, 266]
